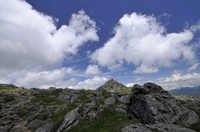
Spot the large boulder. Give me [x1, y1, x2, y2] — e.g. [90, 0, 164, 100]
[127, 82, 199, 126]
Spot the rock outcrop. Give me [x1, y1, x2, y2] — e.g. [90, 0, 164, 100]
[127, 82, 199, 126]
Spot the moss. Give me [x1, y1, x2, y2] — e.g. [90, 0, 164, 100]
[36, 112, 49, 120]
[151, 128, 160, 132]
[121, 87, 132, 94]
[79, 89, 94, 104]
[31, 90, 65, 105]
[51, 103, 77, 132]
[17, 107, 31, 117]
[4, 94, 15, 102]
[68, 110, 138, 132]
[32, 122, 42, 131]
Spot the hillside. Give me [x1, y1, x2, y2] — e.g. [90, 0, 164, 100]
[169, 86, 200, 97]
[0, 80, 200, 132]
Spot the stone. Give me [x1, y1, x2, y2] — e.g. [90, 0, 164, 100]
[122, 123, 195, 132]
[58, 89, 82, 102]
[118, 94, 131, 103]
[97, 79, 126, 93]
[104, 97, 116, 105]
[127, 82, 199, 126]
[115, 108, 127, 114]
[93, 87, 106, 96]
[35, 120, 54, 132]
[57, 105, 98, 132]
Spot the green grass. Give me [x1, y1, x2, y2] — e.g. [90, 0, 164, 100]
[51, 103, 77, 132]
[4, 94, 15, 102]
[121, 87, 132, 94]
[79, 89, 94, 104]
[68, 110, 139, 132]
[35, 112, 49, 120]
[31, 90, 65, 105]
[16, 107, 31, 118]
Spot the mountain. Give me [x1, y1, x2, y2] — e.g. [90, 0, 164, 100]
[0, 81, 200, 132]
[169, 86, 200, 96]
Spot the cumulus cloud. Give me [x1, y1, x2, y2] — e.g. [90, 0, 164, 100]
[126, 83, 134, 87]
[85, 64, 101, 75]
[71, 76, 108, 89]
[0, 0, 98, 87]
[0, 68, 76, 88]
[91, 12, 198, 74]
[158, 72, 200, 90]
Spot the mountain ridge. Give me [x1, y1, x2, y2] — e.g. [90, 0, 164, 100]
[0, 80, 200, 132]
[169, 85, 200, 96]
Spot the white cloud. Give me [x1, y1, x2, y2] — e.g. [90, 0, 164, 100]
[91, 12, 197, 74]
[85, 64, 101, 75]
[126, 83, 134, 87]
[158, 72, 200, 90]
[187, 62, 199, 71]
[0, 68, 76, 88]
[71, 76, 108, 89]
[0, 0, 99, 87]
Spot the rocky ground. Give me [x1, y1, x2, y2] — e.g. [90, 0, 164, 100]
[0, 80, 200, 132]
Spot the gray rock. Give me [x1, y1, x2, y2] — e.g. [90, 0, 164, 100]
[127, 82, 199, 126]
[122, 123, 196, 132]
[97, 79, 126, 93]
[0, 125, 13, 132]
[35, 120, 54, 132]
[94, 87, 106, 96]
[118, 94, 131, 103]
[11, 121, 28, 132]
[115, 108, 127, 114]
[104, 97, 116, 105]
[58, 89, 82, 102]
[57, 105, 98, 132]
[122, 123, 151, 132]
[27, 119, 42, 129]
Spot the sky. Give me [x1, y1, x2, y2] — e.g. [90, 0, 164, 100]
[0, 0, 200, 90]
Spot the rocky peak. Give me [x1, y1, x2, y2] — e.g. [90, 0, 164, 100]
[98, 79, 126, 93]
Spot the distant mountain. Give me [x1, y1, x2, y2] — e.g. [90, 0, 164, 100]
[169, 86, 200, 96]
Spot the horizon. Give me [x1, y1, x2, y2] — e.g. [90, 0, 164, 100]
[0, 0, 200, 90]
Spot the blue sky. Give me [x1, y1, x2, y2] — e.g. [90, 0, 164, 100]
[0, 0, 200, 90]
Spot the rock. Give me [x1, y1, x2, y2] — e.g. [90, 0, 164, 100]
[104, 97, 116, 105]
[118, 94, 131, 103]
[58, 89, 82, 102]
[115, 108, 127, 114]
[127, 82, 199, 126]
[35, 120, 54, 132]
[27, 119, 42, 130]
[57, 105, 98, 132]
[122, 123, 196, 132]
[0, 125, 13, 132]
[122, 123, 151, 132]
[93, 87, 106, 96]
[97, 79, 126, 93]
[11, 121, 28, 132]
